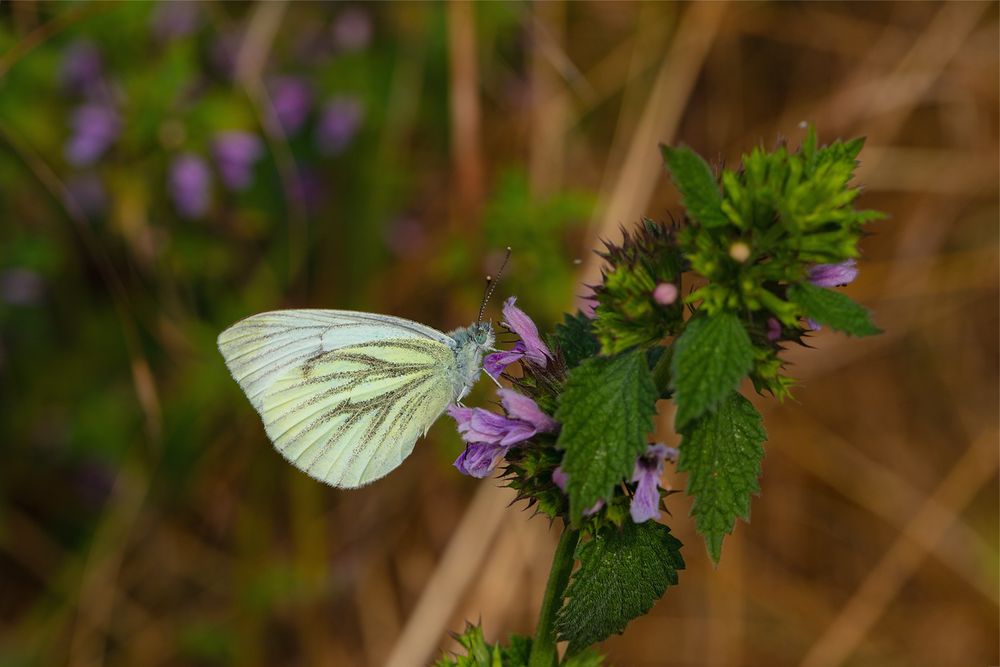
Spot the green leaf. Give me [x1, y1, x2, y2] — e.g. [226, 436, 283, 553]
[670, 312, 754, 428]
[553, 311, 601, 369]
[660, 145, 728, 228]
[677, 391, 766, 563]
[556, 352, 657, 522]
[556, 522, 684, 654]
[789, 282, 881, 336]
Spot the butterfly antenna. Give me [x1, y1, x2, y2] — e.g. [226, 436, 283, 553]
[477, 247, 512, 325]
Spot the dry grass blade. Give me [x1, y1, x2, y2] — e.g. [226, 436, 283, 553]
[384, 483, 510, 667]
[579, 1, 726, 298]
[801, 431, 999, 667]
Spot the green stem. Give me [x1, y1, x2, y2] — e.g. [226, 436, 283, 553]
[651, 344, 674, 395]
[528, 524, 580, 667]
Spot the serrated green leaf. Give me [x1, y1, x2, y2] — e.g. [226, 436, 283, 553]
[661, 145, 728, 228]
[553, 311, 600, 369]
[556, 522, 684, 654]
[556, 352, 657, 522]
[789, 282, 881, 336]
[670, 312, 754, 428]
[678, 391, 766, 563]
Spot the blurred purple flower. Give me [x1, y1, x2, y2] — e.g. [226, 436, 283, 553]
[315, 97, 363, 155]
[150, 1, 201, 41]
[269, 77, 313, 135]
[578, 289, 598, 319]
[60, 40, 103, 94]
[1, 269, 44, 306]
[552, 466, 604, 516]
[766, 317, 782, 342]
[65, 104, 120, 166]
[212, 131, 264, 191]
[653, 282, 678, 305]
[170, 154, 212, 219]
[449, 389, 558, 478]
[332, 7, 373, 52]
[65, 172, 107, 219]
[809, 259, 858, 288]
[630, 443, 673, 523]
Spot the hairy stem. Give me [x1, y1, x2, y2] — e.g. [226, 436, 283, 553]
[528, 524, 580, 667]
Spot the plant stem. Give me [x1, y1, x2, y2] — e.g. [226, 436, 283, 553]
[528, 523, 580, 667]
[651, 344, 674, 395]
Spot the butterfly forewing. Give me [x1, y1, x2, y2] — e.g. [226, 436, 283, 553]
[217, 309, 453, 412]
[261, 338, 455, 487]
[218, 309, 460, 488]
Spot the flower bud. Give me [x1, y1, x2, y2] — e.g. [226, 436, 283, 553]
[729, 241, 751, 263]
[652, 282, 678, 305]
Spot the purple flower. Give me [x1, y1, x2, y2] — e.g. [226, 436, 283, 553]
[449, 390, 558, 478]
[60, 40, 103, 94]
[332, 7, 373, 52]
[653, 282, 678, 305]
[483, 342, 526, 379]
[269, 77, 313, 135]
[766, 317, 782, 342]
[212, 131, 264, 191]
[150, 1, 201, 41]
[502, 297, 552, 365]
[630, 443, 673, 523]
[65, 104, 120, 166]
[809, 259, 858, 288]
[500, 388, 559, 432]
[315, 97, 363, 155]
[483, 296, 553, 378]
[454, 442, 508, 478]
[170, 154, 212, 219]
[552, 466, 604, 516]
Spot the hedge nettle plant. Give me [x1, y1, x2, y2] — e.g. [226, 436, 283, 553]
[437, 128, 882, 666]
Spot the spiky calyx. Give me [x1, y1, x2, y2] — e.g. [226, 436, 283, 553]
[592, 219, 687, 355]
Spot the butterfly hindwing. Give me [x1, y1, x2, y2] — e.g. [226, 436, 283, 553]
[260, 337, 456, 487]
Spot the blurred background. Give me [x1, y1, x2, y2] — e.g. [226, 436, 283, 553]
[0, 2, 996, 666]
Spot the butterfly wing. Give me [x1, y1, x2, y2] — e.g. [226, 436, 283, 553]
[260, 337, 456, 487]
[218, 310, 459, 487]
[217, 309, 454, 413]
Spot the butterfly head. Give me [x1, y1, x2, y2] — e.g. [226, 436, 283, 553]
[468, 321, 495, 349]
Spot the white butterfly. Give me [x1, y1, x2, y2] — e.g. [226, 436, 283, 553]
[218, 310, 495, 488]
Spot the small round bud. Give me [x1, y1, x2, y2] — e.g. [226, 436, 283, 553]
[652, 282, 678, 305]
[729, 241, 751, 263]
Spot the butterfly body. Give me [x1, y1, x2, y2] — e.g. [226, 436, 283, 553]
[218, 310, 492, 488]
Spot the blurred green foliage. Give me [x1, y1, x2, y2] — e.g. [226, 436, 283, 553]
[0, 3, 590, 664]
